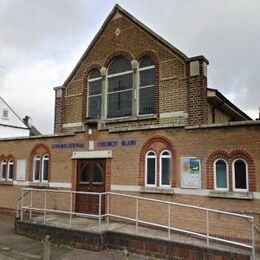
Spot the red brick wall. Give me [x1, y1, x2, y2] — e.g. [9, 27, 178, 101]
[0, 123, 259, 234]
[54, 10, 207, 133]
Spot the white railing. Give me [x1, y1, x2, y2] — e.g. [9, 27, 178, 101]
[17, 188, 256, 259]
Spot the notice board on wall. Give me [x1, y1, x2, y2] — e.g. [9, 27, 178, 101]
[16, 160, 26, 181]
[180, 157, 201, 189]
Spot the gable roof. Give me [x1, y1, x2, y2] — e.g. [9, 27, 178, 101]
[207, 88, 252, 121]
[0, 97, 29, 129]
[63, 4, 206, 87]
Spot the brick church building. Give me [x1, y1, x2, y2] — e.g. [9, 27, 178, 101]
[0, 5, 259, 252]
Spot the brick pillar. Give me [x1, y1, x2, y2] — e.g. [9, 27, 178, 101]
[54, 86, 64, 134]
[187, 56, 209, 125]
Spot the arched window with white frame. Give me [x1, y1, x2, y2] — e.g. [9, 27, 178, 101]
[87, 69, 102, 118]
[214, 159, 228, 191]
[33, 154, 41, 182]
[107, 56, 133, 118]
[7, 160, 14, 181]
[138, 56, 155, 115]
[145, 151, 156, 186]
[160, 150, 171, 187]
[1, 160, 7, 181]
[42, 154, 49, 182]
[232, 159, 248, 192]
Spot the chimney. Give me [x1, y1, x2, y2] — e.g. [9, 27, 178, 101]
[23, 115, 32, 127]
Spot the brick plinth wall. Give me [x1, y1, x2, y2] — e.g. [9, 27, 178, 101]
[15, 220, 251, 259]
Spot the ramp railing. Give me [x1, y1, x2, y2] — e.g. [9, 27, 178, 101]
[17, 188, 256, 259]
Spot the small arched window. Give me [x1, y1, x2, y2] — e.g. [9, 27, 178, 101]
[160, 150, 171, 186]
[214, 159, 228, 191]
[87, 69, 102, 118]
[145, 151, 156, 186]
[138, 56, 155, 115]
[42, 154, 49, 182]
[233, 159, 248, 192]
[1, 160, 7, 180]
[33, 155, 41, 182]
[107, 56, 133, 118]
[7, 160, 14, 181]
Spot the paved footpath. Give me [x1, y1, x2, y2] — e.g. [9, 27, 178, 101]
[0, 214, 160, 260]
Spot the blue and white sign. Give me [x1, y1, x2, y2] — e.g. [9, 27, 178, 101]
[180, 157, 201, 189]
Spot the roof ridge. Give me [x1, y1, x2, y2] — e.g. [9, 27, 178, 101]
[62, 4, 191, 86]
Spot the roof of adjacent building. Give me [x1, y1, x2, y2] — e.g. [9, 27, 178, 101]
[207, 88, 252, 121]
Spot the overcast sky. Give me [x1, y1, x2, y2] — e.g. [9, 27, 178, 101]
[0, 0, 259, 134]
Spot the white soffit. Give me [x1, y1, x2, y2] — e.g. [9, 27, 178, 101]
[72, 150, 112, 159]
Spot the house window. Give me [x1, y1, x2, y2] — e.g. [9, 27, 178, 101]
[107, 56, 133, 118]
[33, 154, 49, 183]
[2, 109, 9, 119]
[87, 69, 102, 118]
[138, 57, 155, 115]
[145, 151, 156, 186]
[214, 159, 228, 191]
[1, 159, 14, 182]
[160, 150, 171, 186]
[233, 159, 248, 192]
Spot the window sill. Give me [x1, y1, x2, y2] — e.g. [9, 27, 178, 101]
[140, 186, 174, 195]
[209, 191, 254, 200]
[0, 181, 13, 186]
[28, 182, 49, 188]
[104, 114, 157, 124]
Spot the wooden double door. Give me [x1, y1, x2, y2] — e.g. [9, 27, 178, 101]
[76, 159, 106, 214]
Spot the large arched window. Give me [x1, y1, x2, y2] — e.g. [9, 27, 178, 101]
[107, 56, 133, 118]
[87, 69, 102, 118]
[214, 159, 228, 191]
[138, 56, 155, 115]
[160, 150, 171, 186]
[145, 151, 156, 186]
[232, 159, 248, 192]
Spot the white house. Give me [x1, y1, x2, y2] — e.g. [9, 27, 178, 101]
[0, 97, 30, 138]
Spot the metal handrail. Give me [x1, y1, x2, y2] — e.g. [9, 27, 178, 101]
[16, 190, 31, 217]
[21, 188, 253, 219]
[18, 188, 256, 259]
